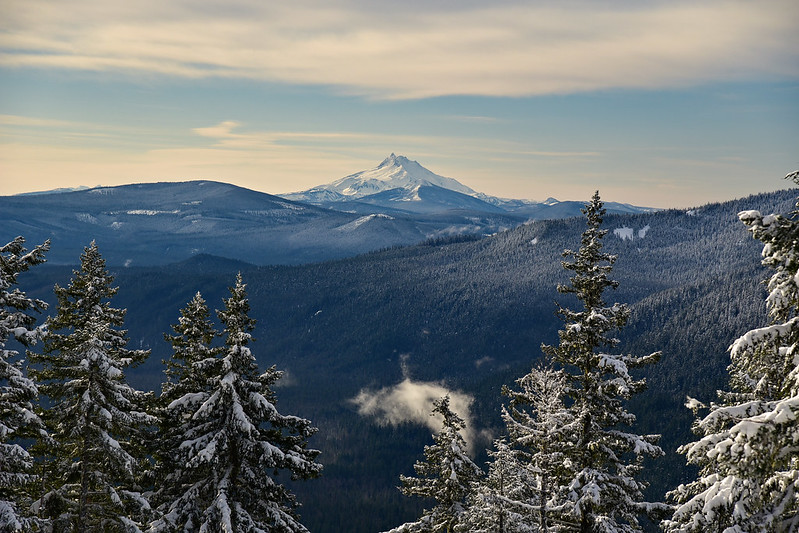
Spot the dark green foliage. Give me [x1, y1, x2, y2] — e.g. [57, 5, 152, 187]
[11, 188, 798, 533]
[538, 192, 668, 531]
[148, 291, 223, 530]
[389, 396, 483, 533]
[30, 242, 154, 532]
[0, 237, 49, 531]
[665, 174, 799, 532]
[149, 274, 322, 532]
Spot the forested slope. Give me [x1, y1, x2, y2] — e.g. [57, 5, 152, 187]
[15, 188, 797, 532]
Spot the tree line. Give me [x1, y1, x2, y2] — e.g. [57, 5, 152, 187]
[2, 173, 797, 531]
[1, 242, 320, 531]
[382, 179, 799, 532]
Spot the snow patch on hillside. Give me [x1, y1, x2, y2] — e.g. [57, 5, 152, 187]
[276, 201, 305, 211]
[126, 209, 180, 216]
[614, 227, 635, 241]
[244, 208, 302, 216]
[399, 185, 422, 202]
[614, 225, 651, 241]
[76, 213, 98, 224]
[336, 214, 395, 231]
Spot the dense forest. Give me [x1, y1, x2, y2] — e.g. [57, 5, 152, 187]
[2, 185, 798, 531]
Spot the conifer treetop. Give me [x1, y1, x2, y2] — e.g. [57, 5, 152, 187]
[388, 395, 483, 533]
[151, 273, 321, 532]
[30, 241, 153, 532]
[559, 191, 619, 310]
[666, 172, 799, 532]
[0, 236, 49, 532]
[541, 191, 667, 531]
[0, 236, 49, 347]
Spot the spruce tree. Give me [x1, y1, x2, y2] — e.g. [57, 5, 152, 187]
[542, 192, 667, 532]
[150, 273, 321, 532]
[457, 439, 536, 533]
[387, 395, 483, 533]
[501, 364, 575, 531]
[665, 172, 799, 532]
[148, 291, 222, 531]
[30, 241, 154, 532]
[0, 237, 49, 531]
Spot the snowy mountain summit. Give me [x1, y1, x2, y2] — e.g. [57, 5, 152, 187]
[284, 154, 504, 214]
[286, 154, 477, 203]
[283, 154, 654, 218]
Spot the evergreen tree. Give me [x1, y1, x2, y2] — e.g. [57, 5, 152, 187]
[148, 291, 222, 531]
[457, 439, 536, 533]
[0, 237, 49, 531]
[387, 395, 483, 533]
[501, 364, 575, 531]
[150, 273, 321, 532]
[665, 171, 799, 532]
[542, 192, 667, 532]
[30, 241, 154, 532]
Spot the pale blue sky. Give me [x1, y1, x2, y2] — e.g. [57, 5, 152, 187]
[1, 0, 797, 207]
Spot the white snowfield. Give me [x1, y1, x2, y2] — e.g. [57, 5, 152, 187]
[613, 224, 650, 241]
[324, 153, 477, 199]
[125, 210, 181, 216]
[336, 213, 395, 231]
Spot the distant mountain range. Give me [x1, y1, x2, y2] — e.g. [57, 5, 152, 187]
[285, 153, 654, 217]
[2, 154, 654, 266]
[16, 186, 798, 533]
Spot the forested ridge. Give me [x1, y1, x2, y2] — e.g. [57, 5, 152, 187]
[2, 186, 797, 532]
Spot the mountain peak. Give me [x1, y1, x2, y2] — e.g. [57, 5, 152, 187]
[378, 153, 420, 172]
[290, 154, 479, 202]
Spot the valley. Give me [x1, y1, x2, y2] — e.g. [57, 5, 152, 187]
[9, 184, 796, 532]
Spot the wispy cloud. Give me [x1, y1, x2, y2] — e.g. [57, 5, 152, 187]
[443, 115, 505, 124]
[0, 117, 446, 194]
[351, 378, 484, 453]
[0, 115, 784, 206]
[2, 0, 796, 99]
[0, 114, 76, 128]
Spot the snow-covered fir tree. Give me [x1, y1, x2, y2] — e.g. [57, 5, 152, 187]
[147, 291, 223, 531]
[0, 237, 49, 531]
[150, 273, 321, 532]
[386, 395, 483, 533]
[664, 171, 799, 532]
[542, 192, 668, 532]
[456, 438, 536, 533]
[501, 364, 575, 531]
[30, 241, 154, 532]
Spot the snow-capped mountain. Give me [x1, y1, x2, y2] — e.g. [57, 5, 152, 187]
[0, 180, 517, 266]
[287, 153, 477, 202]
[1, 157, 655, 267]
[284, 154, 654, 217]
[285, 153, 504, 215]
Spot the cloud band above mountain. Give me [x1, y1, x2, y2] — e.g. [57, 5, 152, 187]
[2, 0, 796, 99]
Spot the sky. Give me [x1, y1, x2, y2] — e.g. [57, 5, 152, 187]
[1, 0, 797, 208]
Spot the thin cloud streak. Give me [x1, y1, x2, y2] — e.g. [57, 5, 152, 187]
[2, 0, 796, 99]
[0, 116, 790, 206]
